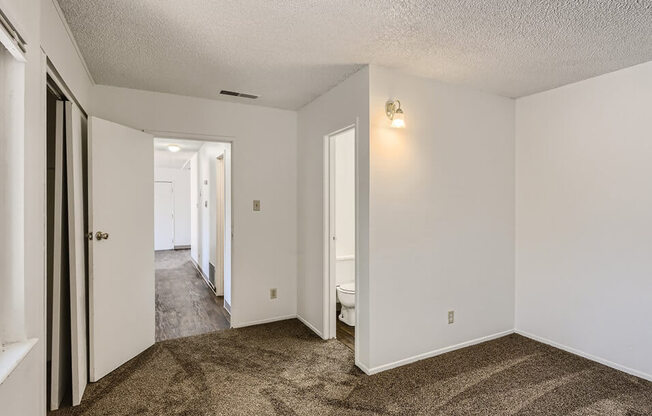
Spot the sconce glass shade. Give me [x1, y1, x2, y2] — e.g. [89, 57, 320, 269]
[391, 109, 405, 128]
[386, 99, 405, 128]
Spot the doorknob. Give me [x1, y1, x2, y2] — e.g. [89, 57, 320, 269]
[95, 231, 109, 240]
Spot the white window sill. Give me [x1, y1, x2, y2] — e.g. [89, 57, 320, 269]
[0, 338, 38, 385]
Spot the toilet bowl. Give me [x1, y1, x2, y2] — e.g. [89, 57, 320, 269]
[336, 281, 355, 326]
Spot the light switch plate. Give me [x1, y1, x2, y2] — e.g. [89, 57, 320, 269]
[270, 288, 277, 299]
[253, 200, 261, 211]
[448, 310, 454, 324]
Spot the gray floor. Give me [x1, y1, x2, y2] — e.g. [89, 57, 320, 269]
[155, 249, 230, 342]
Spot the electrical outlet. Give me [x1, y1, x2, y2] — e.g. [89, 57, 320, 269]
[253, 200, 261, 211]
[270, 288, 277, 299]
[448, 310, 454, 324]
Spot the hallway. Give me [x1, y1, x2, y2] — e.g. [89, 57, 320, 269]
[155, 250, 230, 341]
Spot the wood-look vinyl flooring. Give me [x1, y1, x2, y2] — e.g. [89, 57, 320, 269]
[155, 249, 230, 342]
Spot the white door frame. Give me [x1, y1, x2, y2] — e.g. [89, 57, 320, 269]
[322, 123, 357, 341]
[149, 130, 234, 323]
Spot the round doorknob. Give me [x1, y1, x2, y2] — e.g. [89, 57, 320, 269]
[95, 231, 109, 240]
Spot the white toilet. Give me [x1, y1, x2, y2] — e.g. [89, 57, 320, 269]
[336, 281, 355, 326]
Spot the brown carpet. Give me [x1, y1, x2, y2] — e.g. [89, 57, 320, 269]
[50, 320, 652, 415]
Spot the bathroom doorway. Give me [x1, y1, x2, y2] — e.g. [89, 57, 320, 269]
[325, 126, 356, 351]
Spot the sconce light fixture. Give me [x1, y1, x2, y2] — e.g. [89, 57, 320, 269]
[167, 144, 181, 152]
[386, 99, 405, 128]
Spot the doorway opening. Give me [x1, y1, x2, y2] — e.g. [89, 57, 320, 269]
[45, 74, 89, 411]
[325, 126, 356, 351]
[153, 138, 232, 341]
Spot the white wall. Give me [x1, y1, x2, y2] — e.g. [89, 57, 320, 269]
[334, 128, 355, 285]
[296, 67, 370, 366]
[154, 167, 191, 247]
[91, 85, 297, 327]
[366, 66, 515, 372]
[515, 61, 652, 380]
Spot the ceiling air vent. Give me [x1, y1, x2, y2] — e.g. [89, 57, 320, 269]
[220, 90, 259, 99]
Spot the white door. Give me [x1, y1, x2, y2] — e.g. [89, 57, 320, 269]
[154, 182, 174, 250]
[65, 102, 88, 405]
[88, 117, 155, 382]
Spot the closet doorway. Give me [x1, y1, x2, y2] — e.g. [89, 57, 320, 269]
[45, 75, 89, 411]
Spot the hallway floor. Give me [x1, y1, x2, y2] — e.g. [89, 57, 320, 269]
[155, 249, 230, 341]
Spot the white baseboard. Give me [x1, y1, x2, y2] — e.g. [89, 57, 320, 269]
[364, 329, 515, 375]
[355, 359, 373, 375]
[516, 329, 652, 382]
[231, 314, 296, 329]
[297, 314, 323, 339]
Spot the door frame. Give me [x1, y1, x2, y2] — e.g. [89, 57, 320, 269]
[149, 131, 234, 322]
[322, 123, 357, 341]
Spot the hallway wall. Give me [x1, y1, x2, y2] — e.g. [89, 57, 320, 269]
[91, 85, 298, 328]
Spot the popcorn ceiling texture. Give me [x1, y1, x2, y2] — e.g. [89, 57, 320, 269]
[58, 0, 652, 109]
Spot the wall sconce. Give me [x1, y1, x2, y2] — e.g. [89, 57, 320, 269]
[386, 99, 405, 128]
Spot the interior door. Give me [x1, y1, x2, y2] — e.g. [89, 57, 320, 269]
[154, 181, 174, 250]
[65, 101, 88, 405]
[88, 117, 155, 382]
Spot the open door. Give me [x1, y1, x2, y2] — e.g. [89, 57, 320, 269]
[65, 102, 88, 404]
[88, 117, 155, 382]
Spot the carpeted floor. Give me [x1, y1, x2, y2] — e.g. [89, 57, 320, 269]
[50, 319, 652, 415]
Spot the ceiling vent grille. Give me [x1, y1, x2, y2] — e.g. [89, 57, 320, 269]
[220, 90, 259, 99]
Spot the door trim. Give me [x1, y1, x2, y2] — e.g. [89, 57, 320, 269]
[322, 124, 357, 341]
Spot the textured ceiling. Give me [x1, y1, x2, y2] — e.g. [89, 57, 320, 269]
[58, 0, 652, 109]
